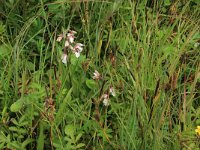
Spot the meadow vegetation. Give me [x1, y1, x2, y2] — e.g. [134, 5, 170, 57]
[0, 0, 200, 149]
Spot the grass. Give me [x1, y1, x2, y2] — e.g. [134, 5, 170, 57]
[0, 0, 200, 149]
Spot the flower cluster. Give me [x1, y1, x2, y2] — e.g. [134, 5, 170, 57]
[56, 30, 84, 64]
[93, 70, 116, 106]
[93, 70, 101, 80]
[100, 86, 116, 107]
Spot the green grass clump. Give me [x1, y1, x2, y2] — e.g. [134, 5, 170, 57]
[0, 0, 200, 149]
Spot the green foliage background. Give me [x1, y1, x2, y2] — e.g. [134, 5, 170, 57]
[0, 0, 200, 149]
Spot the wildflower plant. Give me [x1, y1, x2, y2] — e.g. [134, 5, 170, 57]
[0, 1, 199, 150]
[56, 30, 84, 64]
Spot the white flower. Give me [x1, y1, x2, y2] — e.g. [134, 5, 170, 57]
[69, 30, 77, 34]
[109, 87, 116, 97]
[73, 43, 84, 58]
[61, 53, 67, 64]
[74, 43, 84, 52]
[56, 34, 63, 42]
[102, 94, 110, 106]
[75, 52, 80, 58]
[65, 40, 70, 47]
[67, 34, 75, 43]
[93, 70, 101, 80]
[67, 30, 76, 43]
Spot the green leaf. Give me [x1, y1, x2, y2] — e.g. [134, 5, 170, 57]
[192, 0, 200, 4]
[86, 79, 97, 90]
[65, 124, 75, 137]
[8, 141, 21, 149]
[10, 98, 25, 112]
[22, 138, 34, 149]
[75, 133, 83, 142]
[8, 126, 18, 132]
[25, 61, 35, 71]
[37, 123, 45, 150]
[0, 143, 5, 149]
[0, 44, 12, 58]
[0, 22, 5, 35]
[76, 143, 85, 149]
[164, 0, 171, 6]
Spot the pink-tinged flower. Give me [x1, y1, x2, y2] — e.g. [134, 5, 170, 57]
[102, 94, 110, 106]
[61, 53, 67, 64]
[93, 70, 101, 80]
[74, 43, 84, 52]
[56, 34, 63, 42]
[67, 30, 76, 43]
[109, 87, 116, 97]
[73, 43, 84, 58]
[67, 34, 75, 43]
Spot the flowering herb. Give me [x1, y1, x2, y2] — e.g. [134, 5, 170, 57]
[93, 70, 101, 80]
[102, 94, 109, 106]
[109, 86, 116, 97]
[56, 30, 84, 63]
[61, 53, 68, 64]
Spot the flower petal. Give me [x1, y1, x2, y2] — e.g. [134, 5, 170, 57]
[61, 53, 67, 64]
[93, 70, 100, 79]
[65, 40, 70, 47]
[75, 52, 80, 58]
[68, 35, 75, 43]
[69, 30, 77, 34]
[109, 87, 116, 97]
[56, 36, 63, 42]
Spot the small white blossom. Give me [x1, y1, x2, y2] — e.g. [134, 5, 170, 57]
[69, 30, 77, 34]
[74, 43, 84, 52]
[61, 53, 67, 64]
[93, 70, 101, 80]
[73, 43, 84, 58]
[67, 30, 76, 43]
[75, 52, 81, 58]
[102, 94, 110, 106]
[65, 40, 69, 47]
[56, 34, 63, 42]
[67, 34, 75, 43]
[109, 87, 116, 97]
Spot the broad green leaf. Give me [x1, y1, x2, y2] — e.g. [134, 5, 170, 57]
[0, 44, 12, 58]
[86, 79, 97, 90]
[8, 126, 18, 132]
[10, 98, 25, 112]
[164, 0, 171, 6]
